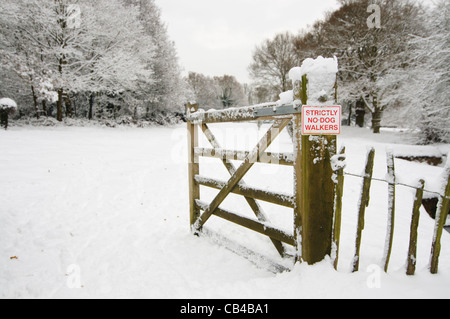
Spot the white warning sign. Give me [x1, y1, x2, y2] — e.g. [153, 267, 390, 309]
[302, 105, 341, 135]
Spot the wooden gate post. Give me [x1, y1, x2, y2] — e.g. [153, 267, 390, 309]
[293, 79, 304, 263]
[187, 103, 200, 232]
[294, 74, 337, 265]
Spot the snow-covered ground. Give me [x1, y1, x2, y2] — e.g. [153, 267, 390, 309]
[1, 123, 449, 299]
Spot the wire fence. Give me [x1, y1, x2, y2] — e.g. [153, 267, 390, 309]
[333, 148, 450, 275]
[343, 171, 450, 200]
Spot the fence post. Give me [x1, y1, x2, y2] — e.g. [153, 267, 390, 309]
[187, 103, 200, 233]
[353, 148, 375, 272]
[294, 74, 337, 265]
[407, 179, 425, 276]
[430, 165, 450, 274]
[333, 147, 346, 270]
[383, 149, 396, 272]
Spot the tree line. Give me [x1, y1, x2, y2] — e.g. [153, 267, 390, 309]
[185, 72, 249, 110]
[249, 0, 449, 144]
[0, 0, 260, 124]
[1, 0, 448, 143]
[0, 0, 186, 124]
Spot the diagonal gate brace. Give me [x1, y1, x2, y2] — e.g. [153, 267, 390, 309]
[201, 123, 288, 257]
[193, 118, 292, 233]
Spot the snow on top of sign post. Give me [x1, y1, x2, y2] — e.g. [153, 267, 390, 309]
[0, 98, 18, 110]
[289, 56, 338, 105]
[275, 56, 339, 107]
[289, 56, 338, 81]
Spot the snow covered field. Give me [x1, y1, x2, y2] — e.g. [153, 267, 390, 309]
[1, 123, 449, 299]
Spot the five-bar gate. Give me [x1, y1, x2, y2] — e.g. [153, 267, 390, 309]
[186, 99, 337, 265]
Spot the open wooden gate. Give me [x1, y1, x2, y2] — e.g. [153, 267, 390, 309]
[186, 98, 337, 265]
[187, 58, 341, 267]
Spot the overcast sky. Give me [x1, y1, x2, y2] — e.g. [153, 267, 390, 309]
[155, 0, 435, 84]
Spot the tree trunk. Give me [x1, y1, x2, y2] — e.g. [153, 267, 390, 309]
[31, 85, 39, 119]
[42, 100, 47, 117]
[0, 110, 9, 130]
[133, 106, 138, 121]
[88, 93, 95, 120]
[355, 98, 366, 128]
[372, 108, 383, 134]
[371, 95, 382, 134]
[64, 94, 73, 118]
[347, 103, 352, 126]
[57, 88, 64, 122]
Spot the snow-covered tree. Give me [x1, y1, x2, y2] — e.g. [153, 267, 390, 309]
[318, 0, 423, 133]
[185, 72, 221, 110]
[0, 0, 50, 118]
[214, 75, 248, 108]
[185, 72, 248, 110]
[287, 0, 423, 133]
[249, 32, 298, 99]
[381, 0, 449, 143]
[246, 84, 273, 105]
[0, 98, 17, 129]
[74, 0, 155, 120]
[0, 0, 158, 121]
[125, 0, 185, 115]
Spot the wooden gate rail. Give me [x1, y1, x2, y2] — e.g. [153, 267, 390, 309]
[194, 148, 294, 166]
[195, 200, 296, 247]
[188, 104, 301, 124]
[194, 175, 295, 208]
